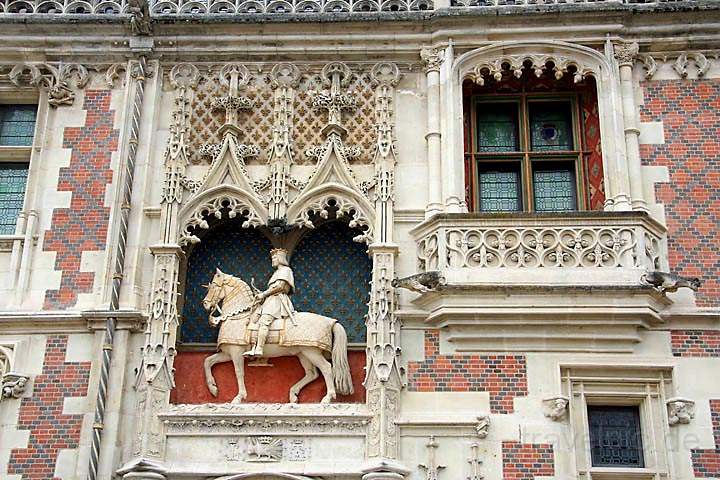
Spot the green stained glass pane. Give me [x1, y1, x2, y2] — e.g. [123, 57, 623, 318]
[533, 166, 576, 212]
[476, 103, 519, 152]
[0, 105, 37, 146]
[529, 101, 574, 152]
[478, 166, 521, 212]
[0, 163, 29, 234]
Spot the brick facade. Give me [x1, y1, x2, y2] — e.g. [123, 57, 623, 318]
[640, 80, 720, 308]
[502, 441, 555, 480]
[7, 335, 91, 480]
[691, 399, 720, 478]
[406, 330, 527, 414]
[43, 90, 119, 309]
[671, 330, 720, 357]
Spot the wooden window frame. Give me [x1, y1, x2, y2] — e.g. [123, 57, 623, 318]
[468, 92, 589, 212]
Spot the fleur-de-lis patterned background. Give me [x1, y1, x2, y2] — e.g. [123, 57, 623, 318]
[180, 220, 371, 344]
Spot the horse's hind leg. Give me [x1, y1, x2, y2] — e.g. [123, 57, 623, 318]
[204, 350, 231, 397]
[303, 348, 336, 404]
[289, 353, 319, 403]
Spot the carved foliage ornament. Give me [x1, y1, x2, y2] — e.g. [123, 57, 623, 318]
[420, 47, 444, 73]
[469, 54, 592, 85]
[6, 62, 89, 107]
[639, 52, 714, 79]
[613, 42, 639, 66]
[180, 194, 263, 245]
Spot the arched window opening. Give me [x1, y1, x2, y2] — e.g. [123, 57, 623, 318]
[291, 220, 371, 345]
[180, 218, 273, 345]
[463, 61, 605, 212]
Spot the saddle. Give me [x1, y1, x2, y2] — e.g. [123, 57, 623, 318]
[217, 313, 335, 352]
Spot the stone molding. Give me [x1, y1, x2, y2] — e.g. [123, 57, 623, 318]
[160, 403, 371, 435]
[638, 51, 718, 80]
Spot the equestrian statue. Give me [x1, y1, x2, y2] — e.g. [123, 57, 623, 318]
[201, 248, 354, 404]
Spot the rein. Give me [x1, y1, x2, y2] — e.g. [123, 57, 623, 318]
[208, 275, 255, 324]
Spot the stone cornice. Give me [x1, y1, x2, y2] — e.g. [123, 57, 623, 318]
[0, 310, 146, 334]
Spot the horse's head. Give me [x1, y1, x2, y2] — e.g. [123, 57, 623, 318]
[202, 268, 229, 312]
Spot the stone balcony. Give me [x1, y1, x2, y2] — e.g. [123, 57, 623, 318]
[406, 212, 671, 353]
[0, 0, 705, 16]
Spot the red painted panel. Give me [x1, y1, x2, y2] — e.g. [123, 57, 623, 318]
[171, 350, 366, 404]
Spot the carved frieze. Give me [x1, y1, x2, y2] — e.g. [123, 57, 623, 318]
[638, 51, 717, 79]
[2, 62, 89, 107]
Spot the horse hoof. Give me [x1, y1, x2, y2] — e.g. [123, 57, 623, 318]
[289, 392, 298, 403]
[320, 395, 332, 404]
[208, 383, 218, 397]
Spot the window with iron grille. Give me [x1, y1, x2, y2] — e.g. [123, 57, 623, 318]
[0, 104, 36, 234]
[587, 405, 645, 468]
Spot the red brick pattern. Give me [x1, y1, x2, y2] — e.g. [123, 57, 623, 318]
[406, 330, 527, 414]
[502, 441, 555, 480]
[43, 90, 119, 309]
[639, 80, 720, 308]
[7, 335, 91, 480]
[691, 399, 720, 478]
[671, 330, 720, 357]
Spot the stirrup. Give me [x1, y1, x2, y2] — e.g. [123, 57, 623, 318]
[243, 349, 258, 357]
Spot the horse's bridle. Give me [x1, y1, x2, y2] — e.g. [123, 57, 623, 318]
[203, 276, 229, 316]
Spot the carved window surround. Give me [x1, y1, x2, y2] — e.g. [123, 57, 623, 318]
[449, 41, 636, 213]
[561, 364, 675, 480]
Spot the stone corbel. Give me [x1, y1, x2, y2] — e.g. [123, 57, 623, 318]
[475, 415, 490, 438]
[1, 372, 29, 399]
[6, 62, 89, 107]
[543, 395, 569, 421]
[667, 397, 695, 426]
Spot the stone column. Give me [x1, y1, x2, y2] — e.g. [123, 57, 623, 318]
[119, 63, 200, 480]
[615, 42, 648, 212]
[421, 47, 445, 218]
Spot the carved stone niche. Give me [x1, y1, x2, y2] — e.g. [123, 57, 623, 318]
[159, 403, 371, 477]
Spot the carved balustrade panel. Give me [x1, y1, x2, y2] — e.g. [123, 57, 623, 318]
[415, 213, 666, 274]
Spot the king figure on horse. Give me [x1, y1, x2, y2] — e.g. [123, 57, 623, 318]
[246, 247, 295, 357]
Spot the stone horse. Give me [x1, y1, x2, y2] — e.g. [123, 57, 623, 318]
[201, 269, 354, 404]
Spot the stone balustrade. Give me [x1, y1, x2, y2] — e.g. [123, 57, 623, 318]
[412, 211, 667, 287]
[0, 0, 700, 15]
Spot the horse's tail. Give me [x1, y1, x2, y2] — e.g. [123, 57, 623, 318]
[331, 322, 354, 395]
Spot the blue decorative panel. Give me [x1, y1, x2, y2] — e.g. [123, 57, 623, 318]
[291, 222, 371, 344]
[181, 222, 273, 344]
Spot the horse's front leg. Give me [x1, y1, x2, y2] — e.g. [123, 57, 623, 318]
[228, 345, 248, 403]
[204, 350, 231, 397]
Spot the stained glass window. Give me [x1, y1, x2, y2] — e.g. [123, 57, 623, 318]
[0, 105, 37, 146]
[476, 103, 519, 152]
[0, 163, 28, 234]
[533, 165, 576, 212]
[588, 405, 645, 468]
[529, 101, 574, 152]
[478, 166, 521, 212]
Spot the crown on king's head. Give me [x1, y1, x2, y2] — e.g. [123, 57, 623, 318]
[270, 248, 288, 257]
